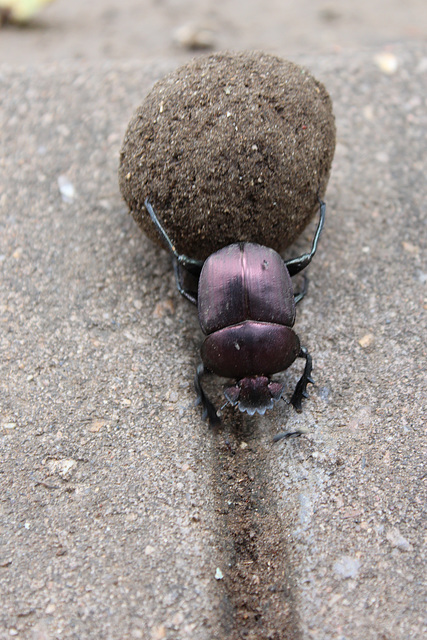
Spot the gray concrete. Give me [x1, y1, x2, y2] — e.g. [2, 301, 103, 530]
[269, 47, 426, 640]
[0, 0, 426, 65]
[1, 44, 426, 640]
[1, 62, 226, 640]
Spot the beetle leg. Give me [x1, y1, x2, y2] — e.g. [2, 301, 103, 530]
[173, 259, 198, 305]
[291, 347, 314, 412]
[194, 363, 221, 427]
[144, 199, 204, 303]
[285, 197, 326, 277]
[293, 274, 309, 305]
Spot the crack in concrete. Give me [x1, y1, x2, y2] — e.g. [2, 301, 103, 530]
[211, 419, 301, 640]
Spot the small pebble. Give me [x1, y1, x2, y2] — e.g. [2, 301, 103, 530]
[173, 23, 215, 50]
[47, 458, 77, 479]
[358, 333, 374, 348]
[153, 299, 175, 318]
[151, 625, 166, 640]
[3, 422, 17, 430]
[386, 528, 410, 551]
[402, 241, 419, 255]
[333, 555, 360, 579]
[374, 51, 398, 75]
[57, 175, 76, 203]
[88, 419, 106, 433]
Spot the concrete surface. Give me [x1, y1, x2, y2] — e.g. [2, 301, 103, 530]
[0, 0, 426, 65]
[1, 4, 426, 640]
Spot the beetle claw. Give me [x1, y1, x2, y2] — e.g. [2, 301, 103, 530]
[194, 364, 221, 427]
[291, 399, 303, 413]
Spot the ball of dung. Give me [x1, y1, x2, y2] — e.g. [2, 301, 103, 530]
[119, 51, 335, 261]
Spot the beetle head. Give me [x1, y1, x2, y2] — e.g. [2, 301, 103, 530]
[223, 376, 285, 416]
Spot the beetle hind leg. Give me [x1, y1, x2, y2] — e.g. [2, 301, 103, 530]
[194, 363, 221, 427]
[291, 347, 314, 412]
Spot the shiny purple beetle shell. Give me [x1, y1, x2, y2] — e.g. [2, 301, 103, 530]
[198, 243, 300, 379]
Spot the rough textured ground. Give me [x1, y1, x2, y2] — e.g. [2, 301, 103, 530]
[0, 0, 426, 65]
[1, 3, 426, 640]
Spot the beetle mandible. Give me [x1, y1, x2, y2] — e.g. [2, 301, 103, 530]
[144, 197, 325, 427]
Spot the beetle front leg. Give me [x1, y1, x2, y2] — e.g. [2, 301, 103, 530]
[293, 274, 308, 305]
[145, 198, 204, 305]
[291, 347, 314, 412]
[173, 260, 198, 306]
[194, 363, 221, 427]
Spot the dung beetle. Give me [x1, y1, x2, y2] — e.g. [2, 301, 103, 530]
[144, 197, 325, 427]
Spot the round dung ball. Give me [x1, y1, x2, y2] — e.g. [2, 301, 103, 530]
[119, 51, 335, 261]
